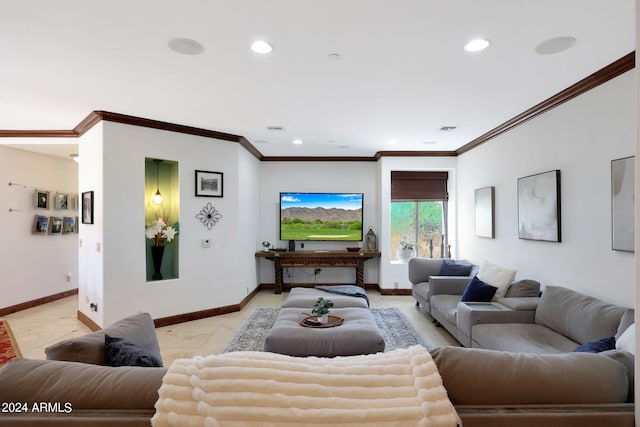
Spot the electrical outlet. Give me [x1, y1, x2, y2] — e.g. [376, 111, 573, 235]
[90, 302, 98, 312]
[65, 273, 71, 282]
[394, 281, 399, 289]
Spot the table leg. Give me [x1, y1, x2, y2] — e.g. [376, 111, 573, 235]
[274, 260, 283, 294]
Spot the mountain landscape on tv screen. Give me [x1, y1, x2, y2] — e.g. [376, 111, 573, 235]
[281, 207, 362, 222]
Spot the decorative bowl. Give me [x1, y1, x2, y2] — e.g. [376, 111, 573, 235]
[346, 247, 361, 252]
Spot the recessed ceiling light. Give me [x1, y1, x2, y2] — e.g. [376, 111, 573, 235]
[423, 141, 437, 145]
[251, 40, 273, 54]
[439, 126, 457, 132]
[266, 126, 284, 131]
[387, 139, 398, 145]
[254, 140, 268, 144]
[292, 139, 303, 145]
[535, 36, 576, 55]
[337, 145, 350, 149]
[328, 53, 342, 60]
[167, 38, 205, 55]
[464, 39, 490, 52]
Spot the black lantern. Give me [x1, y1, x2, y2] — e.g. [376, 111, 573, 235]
[365, 227, 377, 251]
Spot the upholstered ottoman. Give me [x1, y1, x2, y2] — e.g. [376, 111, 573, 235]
[264, 307, 385, 357]
[282, 286, 369, 309]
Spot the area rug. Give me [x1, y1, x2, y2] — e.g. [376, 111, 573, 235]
[0, 320, 22, 367]
[223, 307, 430, 353]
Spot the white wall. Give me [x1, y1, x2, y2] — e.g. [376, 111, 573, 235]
[0, 145, 79, 307]
[457, 70, 636, 307]
[79, 121, 261, 326]
[378, 156, 458, 290]
[257, 161, 379, 285]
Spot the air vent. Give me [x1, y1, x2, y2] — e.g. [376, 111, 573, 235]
[266, 126, 284, 131]
[439, 126, 457, 132]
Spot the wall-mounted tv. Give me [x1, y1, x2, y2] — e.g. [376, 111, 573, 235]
[280, 192, 364, 241]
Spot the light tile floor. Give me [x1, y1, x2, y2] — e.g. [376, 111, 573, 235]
[4, 289, 459, 365]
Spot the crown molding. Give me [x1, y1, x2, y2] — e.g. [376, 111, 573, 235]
[0, 51, 634, 161]
[456, 51, 635, 155]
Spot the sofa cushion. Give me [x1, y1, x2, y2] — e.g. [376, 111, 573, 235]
[461, 276, 497, 302]
[45, 312, 163, 367]
[573, 336, 616, 353]
[0, 358, 166, 409]
[439, 260, 473, 276]
[535, 286, 628, 345]
[616, 309, 635, 340]
[105, 334, 163, 367]
[431, 346, 629, 405]
[472, 323, 578, 353]
[476, 260, 517, 300]
[504, 279, 540, 297]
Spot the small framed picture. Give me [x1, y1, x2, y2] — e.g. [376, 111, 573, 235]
[32, 215, 49, 234]
[82, 191, 94, 224]
[62, 217, 76, 234]
[35, 190, 50, 209]
[55, 193, 69, 210]
[195, 170, 223, 197]
[49, 216, 63, 235]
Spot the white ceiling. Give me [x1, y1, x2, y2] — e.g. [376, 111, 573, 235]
[0, 0, 635, 159]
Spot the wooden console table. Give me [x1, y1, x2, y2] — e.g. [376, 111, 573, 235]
[255, 250, 381, 294]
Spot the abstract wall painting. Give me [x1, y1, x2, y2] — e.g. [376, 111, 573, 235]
[517, 170, 561, 242]
[611, 156, 634, 252]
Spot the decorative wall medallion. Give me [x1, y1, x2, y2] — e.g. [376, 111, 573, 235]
[196, 202, 222, 230]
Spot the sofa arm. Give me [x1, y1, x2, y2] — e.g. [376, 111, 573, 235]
[407, 257, 446, 284]
[457, 301, 536, 347]
[429, 276, 470, 296]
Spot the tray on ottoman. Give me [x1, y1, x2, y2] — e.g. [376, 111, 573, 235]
[264, 307, 385, 357]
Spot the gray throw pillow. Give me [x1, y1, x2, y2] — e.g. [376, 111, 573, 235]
[504, 279, 540, 297]
[105, 334, 163, 367]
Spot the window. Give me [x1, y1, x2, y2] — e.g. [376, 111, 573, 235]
[390, 171, 448, 261]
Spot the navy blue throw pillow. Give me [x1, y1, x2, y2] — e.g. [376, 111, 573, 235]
[461, 276, 498, 302]
[439, 260, 473, 276]
[104, 334, 163, 367]
[573, 337, 616, 353]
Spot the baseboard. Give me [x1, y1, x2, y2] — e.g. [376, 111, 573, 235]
[153, 286, 262, 328]
[378, 288, 412, 296]
[77, 309, 101, 332]
[0, 288, 78, 317]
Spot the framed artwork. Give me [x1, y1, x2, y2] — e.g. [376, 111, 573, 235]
[475, 186, 495, 238]
[82, 191, 94, 224]
[195, 170, 223, 197]
[55, 193, 69, 210]
[62, 216, 76, 234]
[32, 215, 49, 234]
[611, 156, 635, 252]
[35, 190, 50, 209]
[517, 170, 561, 242]
[49, 216, 63, 234]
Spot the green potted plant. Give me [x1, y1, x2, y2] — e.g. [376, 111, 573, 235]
[312, 297, 334, 324]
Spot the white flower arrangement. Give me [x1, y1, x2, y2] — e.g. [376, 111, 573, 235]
[145, 217, 179, 246]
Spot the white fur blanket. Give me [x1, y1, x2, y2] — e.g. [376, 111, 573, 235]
[152, 345, 460, 427]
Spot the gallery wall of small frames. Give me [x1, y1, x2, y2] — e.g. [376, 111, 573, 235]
[32, 190, 79, 235]
[8, 183, 79, 235]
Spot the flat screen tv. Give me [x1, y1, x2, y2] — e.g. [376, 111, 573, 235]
[280, 192, 364, 241]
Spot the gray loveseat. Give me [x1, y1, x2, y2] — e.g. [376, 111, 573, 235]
[408, 257, 541, 344]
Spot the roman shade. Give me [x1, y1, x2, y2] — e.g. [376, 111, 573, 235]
[391, 171, 448, 201]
